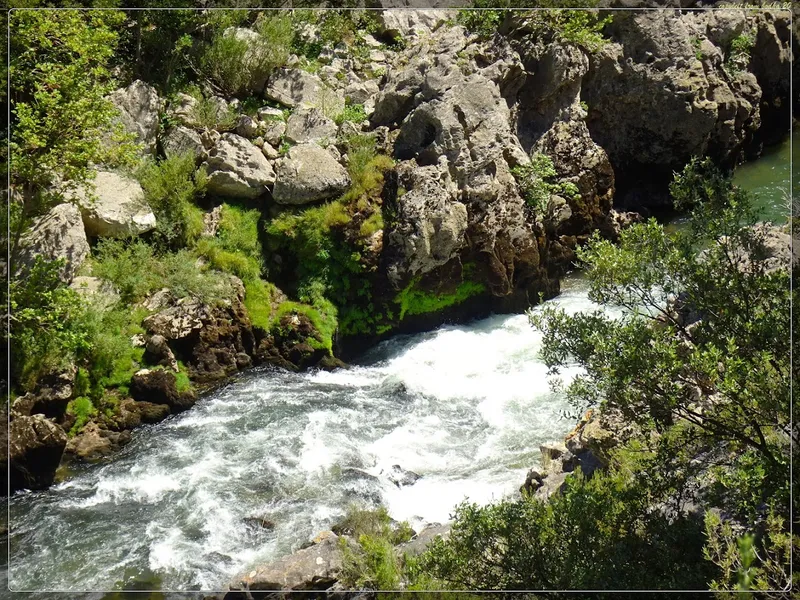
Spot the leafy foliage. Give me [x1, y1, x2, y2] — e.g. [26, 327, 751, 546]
[200, 13, 292, 97]
[726, 32, 754, 73]
[196, 203, 264, 283]
[93, 239, 228, 304]
[9, 9, 138, 268]
[512, 153, 580, 214]
[396, 278, 486, 320]
[136, 153, 207, 251]
[415, 469, 712, 590]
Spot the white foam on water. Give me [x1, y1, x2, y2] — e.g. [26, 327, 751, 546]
[9, 275, 604, 591]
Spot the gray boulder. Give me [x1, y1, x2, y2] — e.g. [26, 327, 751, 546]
[263, 68, 345, 115]
[109, 80, 160, 156]
[284, 108, 337, 144]
[162, 126, 205, 161]
[9, 414, 68, 493]
[231, 531, 357, 591]
[70, 276, 121, 309]
[377, 9, 452, 40]
[204, 133, 276, 199]
[168, 92, 200, 128]
[16, 203, 89, 283]
[69, 170, 157, 238]
[272, 143, 350, 205]
[384, 164, 468, 286]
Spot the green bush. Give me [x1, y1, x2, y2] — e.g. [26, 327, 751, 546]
[66, 396, 96, 436]
[9, 258, 91, 390]
[200, 13, 292, 97]
[135, 153, 207, 251]
[512, 152, 579, 215]
[195, 203, 263, 282]
[726, 32, 754, 73]
[93, 239, 227, 304]
[415, 469, 712, 590]
[457, 2, 505, 38]
[335, 103, 367, 126]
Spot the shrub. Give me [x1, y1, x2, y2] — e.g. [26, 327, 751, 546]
[415, 469, 712, 590]
[195, 203, 263, 282]
[135, 153, 207, 251]
[200, 13, 292, 97]
[93, 239, 227, 304]
[512, 152, 580, 215]
[726, 32, 754, 73]
[66, 396, 96, 436]
[9, 258, 90, 390]
[457, 2, 505, 39]
[335, 103, 367, 126]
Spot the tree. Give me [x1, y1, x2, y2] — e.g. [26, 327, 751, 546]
[8, 9, 135, 269]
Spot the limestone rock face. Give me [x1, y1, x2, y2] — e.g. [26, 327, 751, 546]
[284, 108, 337, 144]
[272, 143, 350, 205]
[70, 171, 157, 238]
[231, 531, 357, 591]
[109, 80, 161, 156]
[162, 126, 205, 161]
[204, 133, 276, 199]
[16, 203, 89, 283]
[9, 415, 68, 493]
[377, 9, 452, 40]
[263, 68, 345, 115]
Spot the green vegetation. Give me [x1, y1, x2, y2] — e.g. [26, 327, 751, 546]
[93, 240, 227, 305]
[135, 152, 207, 251]
[8, 9, 138, 270]
[512, 153, 580, 214]
[397, 278, 486, 320]
[338, 506, 414, 590]
[414, 469, 711, 590]
[200, 13, 292, 97]
[726, 32, 754, 73]
[335, 103, 368, 126]
[458, 2, 609, 51]
[264, 134, 394, 341]
[66, 396, 96, 436]
[195, 204, 263, 282]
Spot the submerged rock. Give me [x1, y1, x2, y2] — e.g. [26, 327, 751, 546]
[385, 464, 422, 488]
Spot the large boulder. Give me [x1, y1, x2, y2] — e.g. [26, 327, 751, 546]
[230, 531, 357, 591]
[16, 203, 90, 283]
[9, 415, 68, 493]
[204, 133, 276, 199]
[376, 9, 452, 40]
[284, 108, 338, 144]
[162, 126, 205, 161]
[109, 80, 160, 156]
[272, 143, 351, 205]
[68, 171, 157, 238]
[129, 369, 196, 413]
[263, 68, 345, 115]
[383, 164, 468, 286]
[141, 277, 256, 383]
[581, 10, 769, 208]
[64, 422, 132, 462]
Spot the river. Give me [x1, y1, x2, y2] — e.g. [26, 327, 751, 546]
[4, 129, 794, 594]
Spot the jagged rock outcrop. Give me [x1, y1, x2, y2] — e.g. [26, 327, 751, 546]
[10, 367, 75, 420]
[68, 170, 157, 238]
[272, 143, 351, 205]
[254, 311, 328, 372]
[109, 80, 161, 156]
[130, 369, 196, 413]
[9, 415, 68, 493]
[204, 133, 276, 199]
[580, 9, 789, 209]
[64, 422, 132, 462]
[16, 203, 90, 283]
[142, 277, 256, 383]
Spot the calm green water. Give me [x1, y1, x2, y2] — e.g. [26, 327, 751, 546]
[732, 130, 794, 224]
